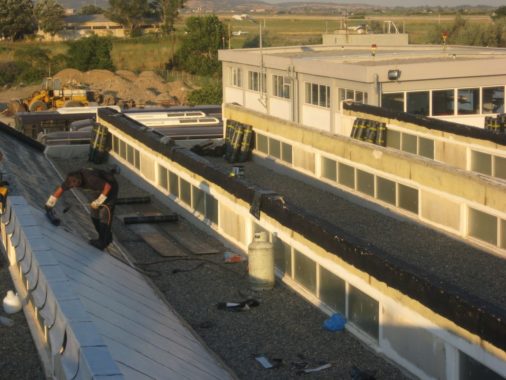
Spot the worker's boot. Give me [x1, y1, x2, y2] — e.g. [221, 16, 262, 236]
[91, 217, 100, 234]
[89, 223, 112, 250]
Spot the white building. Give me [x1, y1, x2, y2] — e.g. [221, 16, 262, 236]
[218, 42, 506, 379]
[219, 43, 506, 130]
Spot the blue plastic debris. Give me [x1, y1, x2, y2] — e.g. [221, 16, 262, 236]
[323, 313, 347, 332]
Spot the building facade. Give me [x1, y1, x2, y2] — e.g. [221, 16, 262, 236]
[218, 43, 506, 379]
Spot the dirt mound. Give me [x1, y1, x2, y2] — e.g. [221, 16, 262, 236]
[0, 67, 190, 110]
[116, 70, 137, 82]
[52, 68, 191, 106]
[54, 69, 84, 84]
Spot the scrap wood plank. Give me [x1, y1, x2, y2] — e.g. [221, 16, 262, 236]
[128, 223, 185, 257]
[158, 222, 221, 255]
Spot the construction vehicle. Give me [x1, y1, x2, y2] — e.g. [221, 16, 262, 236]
[9, 77, 117, 113]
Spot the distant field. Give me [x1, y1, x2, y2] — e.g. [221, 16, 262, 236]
[217, 14, 492, 47]
[0, 14, 493, 74]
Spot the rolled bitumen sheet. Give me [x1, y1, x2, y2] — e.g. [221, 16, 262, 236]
[344, 102, 506, 144]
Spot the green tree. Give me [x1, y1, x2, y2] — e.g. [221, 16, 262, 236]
[187, 80, 222, 105]
[242, 32, 272, 48]
[0, 0, 36, 41]
[107, 0, 149, 35]
[35, 0, 66, 37]
[66, 35, 115, 71]
[492, 6, 506, 20]
[79, 5, 105, 15]
[174, 15, 226, 76]
[151, 0, 185, 35]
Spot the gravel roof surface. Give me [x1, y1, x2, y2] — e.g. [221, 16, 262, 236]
[206, 156, 506, 311]
[0, 129, 409, 379]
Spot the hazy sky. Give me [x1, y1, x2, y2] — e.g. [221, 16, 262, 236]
[264, 0, 504, 7]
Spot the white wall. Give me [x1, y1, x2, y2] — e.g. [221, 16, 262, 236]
[224, 87, 244, 105]
[302, 105, 331, 132]
[270, 97, 292, 122]
[244, 91, 267, 113]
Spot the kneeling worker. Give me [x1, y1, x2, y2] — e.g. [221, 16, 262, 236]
[45, 168, 118, 250]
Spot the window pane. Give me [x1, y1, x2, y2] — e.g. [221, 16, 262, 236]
[345, 89, 354, 100]
[494, 156, 506, 180]
[134, 150, 140, 169]
[460, 351, 504, 380]
[294, 250, 316, 294]
[281, 143, 292, 164]
[419, 137, 434, 159]
[469, 208, 497, 245]
[471, 151, 492, 175]
[273, 236, 291, 276]
[482, 86, 504, 114]
[282, 78, 291, 99]
[355, 91, 364, 103]
[382, 93, 404, 112]
[312, 84, 319, 106]
[398, 184, 418, 214]
[119, 140, 126, 158]
[273, 75, 279, 96]
[169, 171, 179, 197]
[501, 219, 506, 249]
[348, 285, 379, 340]
[432, 89, 454, 116]
[338, 163, 355, 189]
[386, 129, 401, 149]
[322, 157, 337, 181]
[407, 91, 429, 116]
[257, 134, 268, 154]
[357, 170, 374, 197]
[401, 133, 417, 154]
[180, 178, 191, 206]
[319, 85, 327, 107]
[339, 88, 346, 103]
[158, 165, 168, 189]
[319, 267, 345, 314]
[127, 145, 134, 164]
[377, 177, 396, 205]
[192, 186, 205, 215]
[458, 88, 479, 115]
[205, 193, 218, 224]
[269, 138, 281, 159]
[305, 83, 311, 104]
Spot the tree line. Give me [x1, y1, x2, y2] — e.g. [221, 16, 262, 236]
[0, 0, 186, 41]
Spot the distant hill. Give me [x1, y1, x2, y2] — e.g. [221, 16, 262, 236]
[58, 0, 494, 14]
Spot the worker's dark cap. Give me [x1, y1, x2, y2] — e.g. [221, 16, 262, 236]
[64, 171, 82, 188]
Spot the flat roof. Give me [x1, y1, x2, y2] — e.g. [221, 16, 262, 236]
[219, 45, 506, 82]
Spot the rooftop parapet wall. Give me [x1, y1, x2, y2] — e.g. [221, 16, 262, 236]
[342, 102, 506, 148]
[224, 103, 506, 214]
[97, 106, 506, 358]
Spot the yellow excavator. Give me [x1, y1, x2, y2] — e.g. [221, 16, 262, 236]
[9, 77, 117, 113]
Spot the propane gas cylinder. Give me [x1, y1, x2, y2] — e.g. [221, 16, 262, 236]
[248, 231, 274, 291]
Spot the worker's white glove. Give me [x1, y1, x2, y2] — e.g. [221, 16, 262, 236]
[45, 195, 57, 209]
[90, 194, 107, 209]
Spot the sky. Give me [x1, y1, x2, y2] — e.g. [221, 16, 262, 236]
[264, 0, 504, 7]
